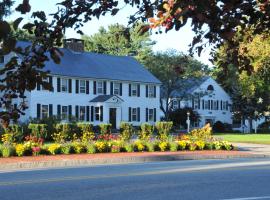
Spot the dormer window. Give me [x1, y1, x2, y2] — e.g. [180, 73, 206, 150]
[207, 85, 214, 91]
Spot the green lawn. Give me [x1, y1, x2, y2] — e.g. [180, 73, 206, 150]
[214, 133, 270, 144]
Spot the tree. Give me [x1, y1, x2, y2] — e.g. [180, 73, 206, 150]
[0, 0, 269, 124]
[213, 29, 270, 130]
[144, 50, 209, 119]
[82, 23, 154, 62]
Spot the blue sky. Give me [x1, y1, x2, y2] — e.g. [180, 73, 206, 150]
[7, 0, 212, 66]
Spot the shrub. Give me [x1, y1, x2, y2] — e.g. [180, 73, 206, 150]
[188, 143, 197, 151]
[158, 141, 169, 152]
[4, 124, 26, 143]
[139, 123, 154, 141]
[205, 142, 214, 150]
[86, 143, 96, 154]
[111, 145, 121, 153]
[95, 141, 107, 153]
[61, 143, 73, 154]
[221, 141, 233, 151]
[99, 124, 112, 135]
[120, 122, 133, 141]
[145, 142, 155, 152]
[124, 143, 134, 153]
[48, 143, 61, 155]
[196, 140, 205, 150]
[178, 140, 187, 150]
[2, 145, 15, 157]
[81, 131, 95, 143]
[156, 121, 173, 141]
[213, 141, 221, 150]
[1, 133, 14, 145]
[134, 140, 145, 152]
[77, 123, 94, 140]
[169, 142, 178, 152]
[15, 144, 25, 157]
[28, 124, 48, 139]
[32, 146, 41, 156]
[54, 123, 75, 142]
[72, 142, 86, 154]
[190, 124, 212, 141]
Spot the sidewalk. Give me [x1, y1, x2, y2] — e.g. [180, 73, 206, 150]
[233, 143, 270, 155]
[0, 150, 262, 172]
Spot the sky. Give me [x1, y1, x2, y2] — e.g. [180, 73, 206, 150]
[7, 0, 213, 66]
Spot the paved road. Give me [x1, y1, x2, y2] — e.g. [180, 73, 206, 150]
[1, 158, 270, 200]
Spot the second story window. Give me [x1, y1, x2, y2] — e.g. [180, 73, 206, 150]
[148, 85, 155, 98]
[61, 78, 68, 92]
[131, 84, 137, 96]
[42, 77, 49, 90]
[79, 80, 86, 93]
[114, 82, 120, 95]
[97, 81, 103, 94]
[172, 100, 178, 110]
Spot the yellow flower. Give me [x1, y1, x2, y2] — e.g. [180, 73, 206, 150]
[15, 144, 25, 157]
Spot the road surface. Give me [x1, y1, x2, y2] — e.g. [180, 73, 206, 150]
[1, 158, 270, 200]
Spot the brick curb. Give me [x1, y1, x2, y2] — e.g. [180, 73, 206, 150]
[0, 151, 268, 172]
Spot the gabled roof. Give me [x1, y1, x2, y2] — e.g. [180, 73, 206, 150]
[168, 76, 210, 98]
[90, 95, 123, 103]
[16, 41, 161, 84]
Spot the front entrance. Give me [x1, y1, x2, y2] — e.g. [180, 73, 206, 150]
[109, 108, 117, 129]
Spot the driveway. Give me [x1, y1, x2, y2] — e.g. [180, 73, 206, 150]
[233, 143, 270, 155]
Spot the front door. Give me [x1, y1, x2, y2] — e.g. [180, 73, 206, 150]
[109, 108, 117, 129]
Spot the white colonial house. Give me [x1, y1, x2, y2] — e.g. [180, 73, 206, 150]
[0, 39, 161, 129]
[167, 76, 233, 127]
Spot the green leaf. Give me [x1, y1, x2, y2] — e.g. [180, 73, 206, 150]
[13, 17, 24, 31]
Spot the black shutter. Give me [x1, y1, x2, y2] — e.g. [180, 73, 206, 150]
[120, 83, 122, 96]
[68, 105, 72, 120]
[49, 104, 53, 117]
[75, 105, 79, 120]
[202, 100, 205, 110]
[137, 84, 140, 97]
[37, 83, 41, 91]
[146, 85, 148, 97]
[211, 100, 213, 110]
[154, 108, 157, 122]
[110, 82, 113, 95]
[91, 106, 94, 122]
[93, 81, 97, 95]
[226, 101, 229, 110]
[49, 76, 53, 92]
[217, 100, 219, 110]
[76, 80, 79, 93]
[68, 79, 72, 93]
[192, 97, 194, 109]
[128, 107, 131, 122]
[137, 107, 140, 122]
[37, 104, 41, 119]
[86, 106, 90, 121]
[208, 100, 211, 110]
[57, 105, 61, 117]
[198, 98, 200, 109]
[100, 106, 103, 121]
[220, 101, 223, 110]
[146, 108, 148, 122]
[57, 78, 60, 92]
[129, 84, 131, 96]
[86, 80, 89, 94]
[103, 81, 107, 94]
[154, 86, 156, 98]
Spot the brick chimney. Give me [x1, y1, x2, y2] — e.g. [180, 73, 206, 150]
[63, 38, 84, 52]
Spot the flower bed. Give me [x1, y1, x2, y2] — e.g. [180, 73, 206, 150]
[0, 123, 234, 158]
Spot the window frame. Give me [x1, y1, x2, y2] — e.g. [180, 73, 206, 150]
[172, 100, 178, 110]
[148, 108, 154, 122]
[132, 108, 137, 121]
[79, 80, 86, 94]
[41, 105, 49, 119]
[131, 84, 137, 96]
[0, 55, 4, 64]
[97, 81, 103, 94]
[113, 82, 120, 95]
[95, 107, 100, 121]
[61, 78, 68, 92]
[61, 105, 68, 121]
[79, 106, 86, 121]
[148, 85, 155, 98]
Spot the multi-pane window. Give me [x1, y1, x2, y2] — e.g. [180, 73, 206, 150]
[61, 78, 68, 92]
[204, 100, 210, 110]
[222, 101, 227, 110]
[213, 101, 218, 110]
[97, 81, 103, 94]
[95, 107, 100, 121]
[148, 109, 154, 121]
[41, 77, 49, 90]
[62, 106, 68, 120]
[194, 99, 199, 109]
[41, 105, 49, 119]
[148, 85, 155, 98]
[132, 108, 137, 121]
[79, 106, 86, 121]
[114, 82, 120, 95]
[172, 100, 178, 110]
[131, 84, 137, 96]
[79, 80, 86, 93]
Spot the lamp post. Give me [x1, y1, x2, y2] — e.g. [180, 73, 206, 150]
[186, 111, 190, 133]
